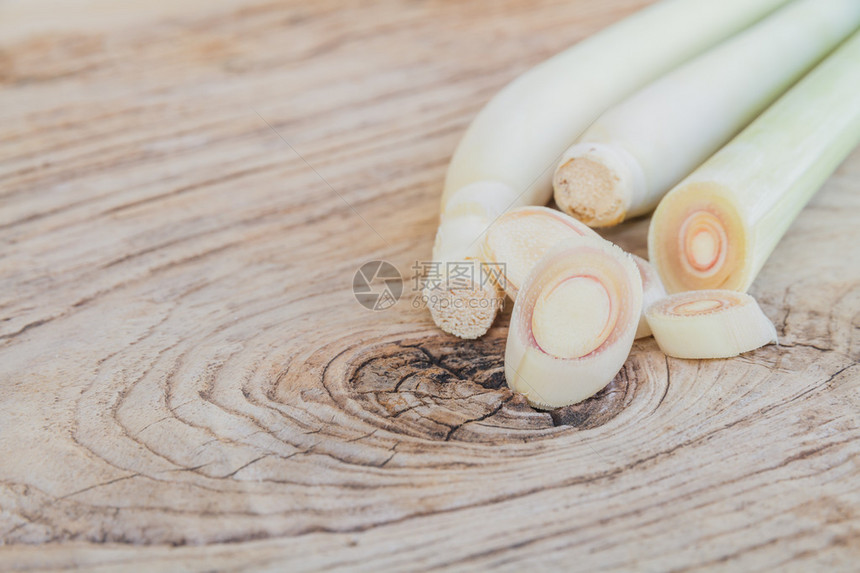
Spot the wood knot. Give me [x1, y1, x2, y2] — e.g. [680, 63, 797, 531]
[345, 332, 637, 442]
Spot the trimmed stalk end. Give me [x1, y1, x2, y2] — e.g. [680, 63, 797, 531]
[426, 260, 503, 340]
[649, 182, 752, 293]
[553, 143, 643, 228]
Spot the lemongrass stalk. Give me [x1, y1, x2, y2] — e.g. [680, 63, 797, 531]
[632, 255, 667, 339]
[479, 206, 599, 300]
[649, 29, 860, 294]
[432, 182, 521, 263]
[505, 237, 642, 409]
[443, 0, 790, 211]
[427, 182, 515, 339]
[646, 290, 777, 358]
[431, 0, 791, 338]
[554, 0, 860, 228]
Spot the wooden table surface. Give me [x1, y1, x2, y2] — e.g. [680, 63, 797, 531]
[2, 0, 859, 570]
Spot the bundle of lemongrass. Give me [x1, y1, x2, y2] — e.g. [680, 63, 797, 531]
[427, 0, 860, 409]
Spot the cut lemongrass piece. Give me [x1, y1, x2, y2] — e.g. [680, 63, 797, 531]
[505, 236, 642, 409]
[646, 290, 777, 359]
[649, 29, 860, 293]
[480, 206, 599, 299]
[553, 0, 860, 228]
[633, 255, 667, 339]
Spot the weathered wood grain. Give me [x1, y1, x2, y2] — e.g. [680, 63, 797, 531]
[1, 0, 859, 570]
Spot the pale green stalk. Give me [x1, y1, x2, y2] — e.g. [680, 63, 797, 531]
[649, 29, 860, 293]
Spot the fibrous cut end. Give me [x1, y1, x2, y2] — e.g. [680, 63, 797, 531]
[553, 142, 643, 228]
[425, 261, 504, 340]
[554, 156, 625, 227]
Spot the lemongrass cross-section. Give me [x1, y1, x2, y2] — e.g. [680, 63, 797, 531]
[505, 237, 642, 409]
[646, 290, 777, 359]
